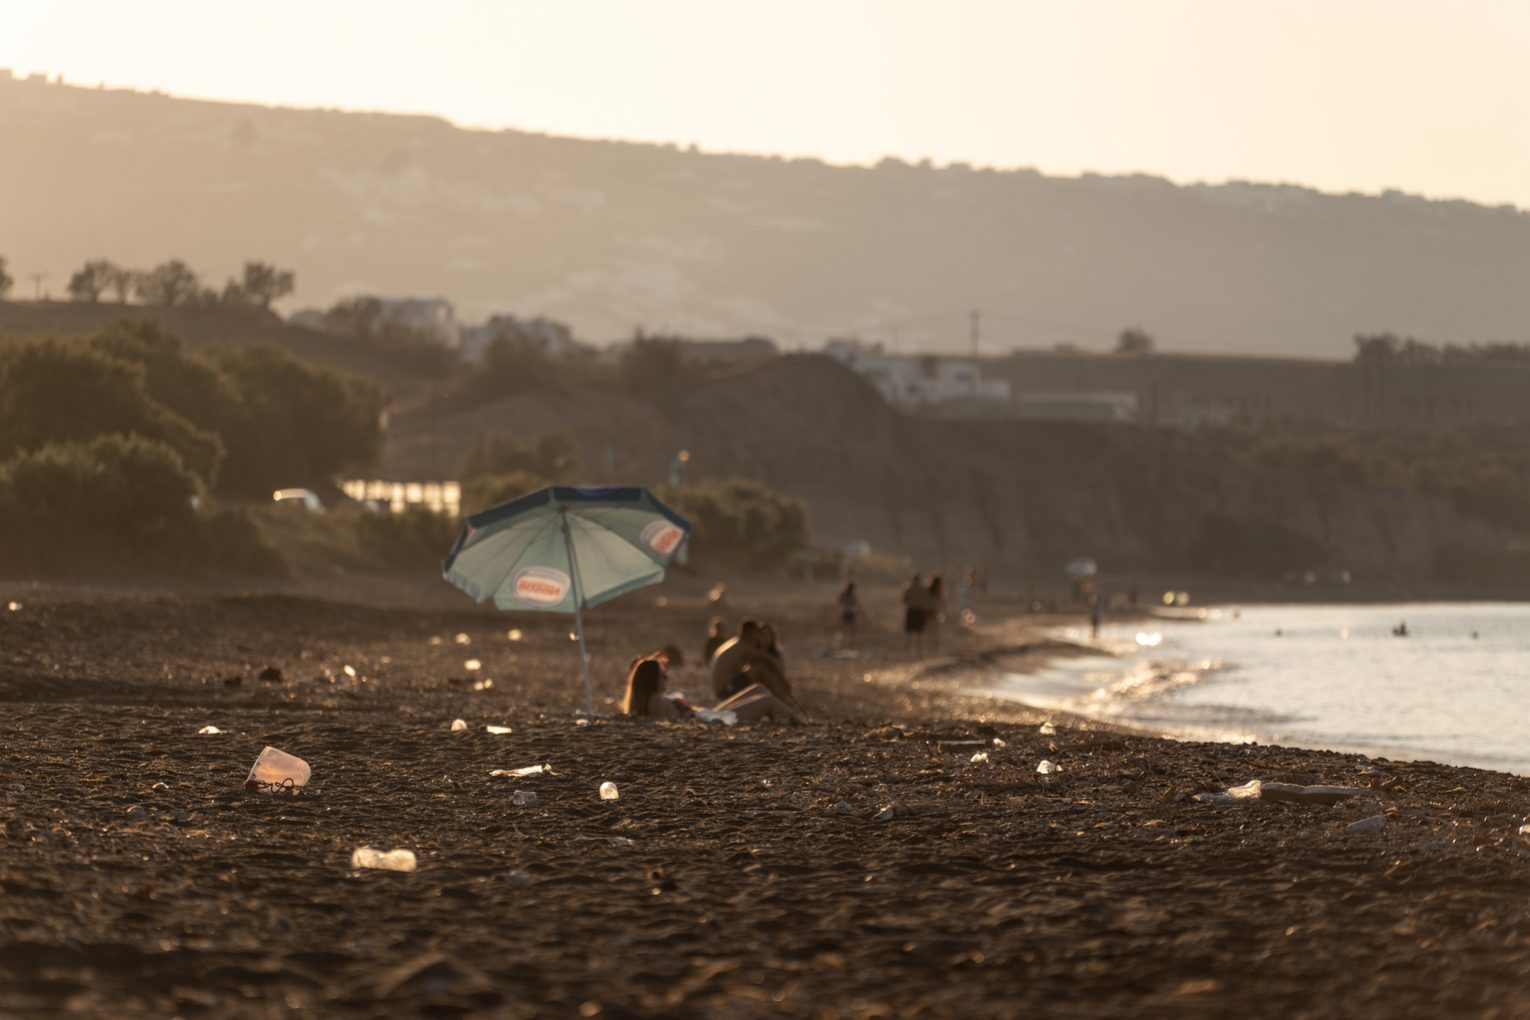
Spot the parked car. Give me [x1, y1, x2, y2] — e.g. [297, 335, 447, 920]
[272, 488, 324, 513]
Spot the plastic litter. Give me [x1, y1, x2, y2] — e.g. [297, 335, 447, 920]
[511, 790, 539, 806]
[1226, 780, 1263, 799]
[992, 738, 1007, 747]
[874, 806, 895, 821]
[1039, 722, 1057, 735]
[1348, 814, 1387, 833]
[575, 718, 590, 727]
[151, 782, 169, 792]
[450, 718, 469, 732]
[351, 847, 417, 872]
[1518, 824, 1530, 836]
[970, 752, 989, 764]
[491, 764, 549, 778]
[244, 746, 310, 794]
[198, 725, 222, 735]
[454, 632, 471, 645]
[599, 782, 620, 801]
[694, 709, 739, 726]
[464, 659, 482, 672]
[485, 725, 512, 735]
[1258, 783, 1366, 805]
[1036, 760, 1058, 775]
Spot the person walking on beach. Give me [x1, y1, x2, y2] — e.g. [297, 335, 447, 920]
[926, 574, 947, 655]
[837, 580, 863, 648]
[1089, 593, 1103, 639]
[902, 574, 928, 658]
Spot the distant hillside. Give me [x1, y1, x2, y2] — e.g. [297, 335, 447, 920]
[388, 356, 1509, 585]
[3, 77, 1529, 358]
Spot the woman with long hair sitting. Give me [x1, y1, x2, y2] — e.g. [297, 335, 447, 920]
[622, 655, 802, 723]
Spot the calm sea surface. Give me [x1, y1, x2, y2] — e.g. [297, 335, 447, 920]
[987, 602, 1530, 776]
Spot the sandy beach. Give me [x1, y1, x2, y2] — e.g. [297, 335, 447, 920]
[3, 576, 1530, 1018]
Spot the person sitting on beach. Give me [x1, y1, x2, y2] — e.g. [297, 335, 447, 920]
[709, 619, 800, 709]
[623, 655, 801, 724]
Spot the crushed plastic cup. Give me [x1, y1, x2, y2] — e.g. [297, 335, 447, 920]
[511, 790, 539, 806]
[198, 725, 222, 735]
[245, 746, 310, 794]
[1226, 780, 1263, 799]
[485, 725, 512, 735]
[351, 847, 417, 872]
[1036, 760, 1058, 775]
[969, 752, 989, 764]
[599, 782, 620, 801]
[992, 737, 1007, 747]
[694, 708, 739, 726]
[450, 718, 468, 732]
[1039, 722, 1057, 735]
[491, 764, 549, 778]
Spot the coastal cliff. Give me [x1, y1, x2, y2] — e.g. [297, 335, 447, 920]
[388, 356, 1506, 582]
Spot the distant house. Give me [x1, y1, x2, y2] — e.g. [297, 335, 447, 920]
[824, 338, 1011, 408]
[377, 298, 460, 349]
[674, 336, 778, 366]
[461, 314, 578, 364]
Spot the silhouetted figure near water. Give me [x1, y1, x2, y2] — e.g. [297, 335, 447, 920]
[1393, 621, 1409, 637]
[1089, 594, 1103, 639]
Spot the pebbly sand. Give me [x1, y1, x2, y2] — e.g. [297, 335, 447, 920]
[2, 577, 1530, 1018]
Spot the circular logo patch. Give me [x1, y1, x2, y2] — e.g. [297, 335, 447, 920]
[641, 520, 684, 556]
[512, 566, 571, 606]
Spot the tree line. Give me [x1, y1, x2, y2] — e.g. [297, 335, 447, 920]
[0, 255, 295, 308]
[0, 321, 383, 573]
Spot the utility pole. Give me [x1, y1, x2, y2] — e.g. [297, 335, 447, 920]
[969, 309, 982, 400]
[28, 272, 46, 301]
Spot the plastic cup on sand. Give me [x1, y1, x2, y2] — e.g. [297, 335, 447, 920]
[352, 847, 417, 872]
[599, 782, 619, 801]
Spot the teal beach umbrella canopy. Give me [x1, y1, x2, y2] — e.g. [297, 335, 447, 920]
[441, 486, 691, 711]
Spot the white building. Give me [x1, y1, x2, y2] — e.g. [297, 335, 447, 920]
[461, 314, 576, 364]
[824, 339, 1011, 408]
[378, 298, 461, 349]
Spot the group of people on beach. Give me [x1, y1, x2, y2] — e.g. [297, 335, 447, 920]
[622, 617, 804, 724]
[901, 573, 948, 657]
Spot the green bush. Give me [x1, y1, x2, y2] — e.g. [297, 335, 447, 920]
[669, 478, 809, 571]
[355, 506, 460, 569]
[460, 470, 549, 516]
[0, 337, 224, 485]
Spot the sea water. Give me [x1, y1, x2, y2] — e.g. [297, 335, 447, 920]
[988, 603, 1530, 776]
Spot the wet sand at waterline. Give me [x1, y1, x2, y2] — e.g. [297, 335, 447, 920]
[2, 579, 1529, 1018]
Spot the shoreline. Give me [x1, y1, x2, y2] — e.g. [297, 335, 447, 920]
[4, 576, 1530, 1016]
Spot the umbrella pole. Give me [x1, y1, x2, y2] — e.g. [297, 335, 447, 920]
[574, 597, 593, 715]
[562, 511, 595, 715]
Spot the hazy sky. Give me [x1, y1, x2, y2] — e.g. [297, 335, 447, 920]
[4, 0, 1529, 208]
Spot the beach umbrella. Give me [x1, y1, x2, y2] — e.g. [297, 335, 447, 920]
[441, 486, 691, 713]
